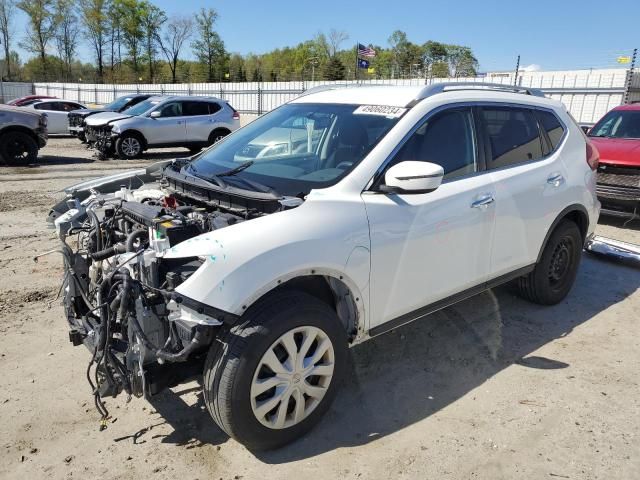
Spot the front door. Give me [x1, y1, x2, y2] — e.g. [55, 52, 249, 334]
[363, 107, 496, 330]
[146, 101, 187, 145]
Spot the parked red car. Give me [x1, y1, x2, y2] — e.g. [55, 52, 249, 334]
[588, 104, 640, 218]
[6, 95, 57, 107]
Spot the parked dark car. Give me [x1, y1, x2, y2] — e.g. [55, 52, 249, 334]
[0, 105, 48, 165]
[588, 104, 640, 219]
[68, 94, 151, 142]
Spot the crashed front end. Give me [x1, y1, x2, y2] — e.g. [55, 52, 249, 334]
[46, 161, 290, 422]
[85, 124, 116, 158]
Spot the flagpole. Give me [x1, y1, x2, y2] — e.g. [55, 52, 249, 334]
[355, 42, 359, 82]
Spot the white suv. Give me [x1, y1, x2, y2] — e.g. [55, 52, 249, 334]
[50, 83, 600, 450]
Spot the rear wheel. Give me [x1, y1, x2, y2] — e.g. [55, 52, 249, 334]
[203, 290, 348, 450]
[0, 131, 38, 166]
[516, 220, 582, 305]
[208, 128, 231, 146]
[115, 133, 143, 159]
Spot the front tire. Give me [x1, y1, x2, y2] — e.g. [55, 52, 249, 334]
[0, 131, 38, 166]
[203, 290, 348, 450]
[516, 219, 582, 305]
[115, 133, 143, 159]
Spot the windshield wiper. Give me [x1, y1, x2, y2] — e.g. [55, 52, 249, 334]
[218, 161, 254, 177]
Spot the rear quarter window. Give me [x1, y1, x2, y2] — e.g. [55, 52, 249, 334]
[536, 110, 566, 150]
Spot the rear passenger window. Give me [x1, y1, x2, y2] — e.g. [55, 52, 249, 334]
[482, 107, 544, 169]
[536, 110, 565, 150]
[208, 102, 222, 114]
[393, 108, 476, 180]
[183, 101, 210, 116]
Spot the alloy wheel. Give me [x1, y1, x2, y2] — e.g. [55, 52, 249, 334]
[121, 137, 141, 157]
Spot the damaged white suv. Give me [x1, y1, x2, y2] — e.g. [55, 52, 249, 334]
[48, 83, 600, 450]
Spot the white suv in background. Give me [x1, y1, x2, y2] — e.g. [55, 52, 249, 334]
[51, 83, 600, 450]
[84, 95, 240, 159]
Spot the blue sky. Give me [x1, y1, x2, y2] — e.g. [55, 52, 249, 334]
[11, 0, 640, 71]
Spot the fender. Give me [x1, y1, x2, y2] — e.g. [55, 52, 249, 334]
[536, 203, 589, 263]
[165, 193, 371, 325]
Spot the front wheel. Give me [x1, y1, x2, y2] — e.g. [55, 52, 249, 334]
[115, 133, 143, 159]
[203, 290, 348, 450]
[516, 219, 582, 305]
[0, 131, 39, 166]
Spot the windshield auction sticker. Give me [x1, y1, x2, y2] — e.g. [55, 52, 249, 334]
[354, 105, 407, 118]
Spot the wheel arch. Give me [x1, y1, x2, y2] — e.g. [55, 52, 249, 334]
[208, 127, 231, 143]
[118, 129, 148, 149]
[0, 125, 39, 143]
[536, 204, 589, 263]
[241, 270, 366, 343]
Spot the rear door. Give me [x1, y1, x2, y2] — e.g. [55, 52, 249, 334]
[479, 105, 569, 276]
[184, 101, 222, 143]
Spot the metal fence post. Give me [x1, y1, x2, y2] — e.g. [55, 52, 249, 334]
[113, 85, 117, 102]
[77, 84, 80, 102]
[94, 87, 98, 104]
[623, 48, 637, 104]
[257, 86, 262, 115]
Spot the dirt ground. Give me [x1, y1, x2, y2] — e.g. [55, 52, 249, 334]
[0, 137, 639, 480]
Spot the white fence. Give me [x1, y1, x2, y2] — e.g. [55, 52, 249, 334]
[23, 68, 640, 124]
[0, 82, 33, 103]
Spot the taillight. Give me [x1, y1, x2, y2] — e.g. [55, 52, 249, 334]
[586, 140, 599, 170]
[232, 110, 240, 120]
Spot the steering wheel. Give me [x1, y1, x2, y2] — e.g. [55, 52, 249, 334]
[336, 161, 353, 170]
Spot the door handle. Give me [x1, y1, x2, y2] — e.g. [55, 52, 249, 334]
[471, 194, 495, 209]
[547, 173, 564, 187]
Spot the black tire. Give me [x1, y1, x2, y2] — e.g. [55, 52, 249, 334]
[203, 290, 348, 450]
[516, 220, 582, 305]
[115, 133, 144, 159]
[78, 132, 87, 143]
[0, 131, 38, 166]
[208, 128, 230, 146]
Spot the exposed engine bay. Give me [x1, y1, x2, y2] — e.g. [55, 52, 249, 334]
[44, 159, 298, 425]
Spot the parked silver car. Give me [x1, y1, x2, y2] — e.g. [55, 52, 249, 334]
[0, 105, 48, 165]
[84, 96, 240, 159]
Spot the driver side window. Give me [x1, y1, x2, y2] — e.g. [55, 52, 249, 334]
[393, 108, 477, 180]
[158, 102, 183, 117]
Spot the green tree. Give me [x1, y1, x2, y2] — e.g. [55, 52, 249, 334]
[17, 0, 57, 79]
[191, 7, 226, 82]
[54, 0, 79, 81]
[140, 1, 165, 81]
[114, 0, 145, 77]
[323, 56, 345, 80]
[81, 0, 109, 82]
[0, 0, 16, 79]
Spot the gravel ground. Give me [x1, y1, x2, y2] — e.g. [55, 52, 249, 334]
[0, 137, 639, 480]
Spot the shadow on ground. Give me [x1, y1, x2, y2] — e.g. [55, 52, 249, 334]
[143, 253, 638, 461]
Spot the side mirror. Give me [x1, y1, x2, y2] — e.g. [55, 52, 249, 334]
[149, 110, 161, 118]
[380, 161, 444, 194]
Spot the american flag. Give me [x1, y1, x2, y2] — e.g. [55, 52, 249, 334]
[358, 43, 376, 58]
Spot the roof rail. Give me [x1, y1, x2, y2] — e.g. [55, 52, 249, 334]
[298, 83, 393, 98]
[408, 82, 545, 106]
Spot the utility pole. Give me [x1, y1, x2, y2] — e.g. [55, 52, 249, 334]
[513, 55, 520, 86]
[623, 48, 637, 104]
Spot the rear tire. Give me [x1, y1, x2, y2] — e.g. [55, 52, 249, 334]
[207, 128, 231, 146]
[0, 131, 38, 166]
[203, 290, 348, 450]
[516, 220, 582, 305]
[115, 133, 143, 159]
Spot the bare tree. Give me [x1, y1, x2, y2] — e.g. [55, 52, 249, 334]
[327, 29, 348, 57]
[0, 0, 15, 79]
[54, 0, 79, 80]
[140, 1, 165, 81]
[158, 15, 192, 83]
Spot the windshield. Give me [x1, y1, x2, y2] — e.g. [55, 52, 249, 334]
[105, 96, 134, 111]
[188, 103, 403, 197]
[122, 98, 161, 116]
[589, 110, 640, 139]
